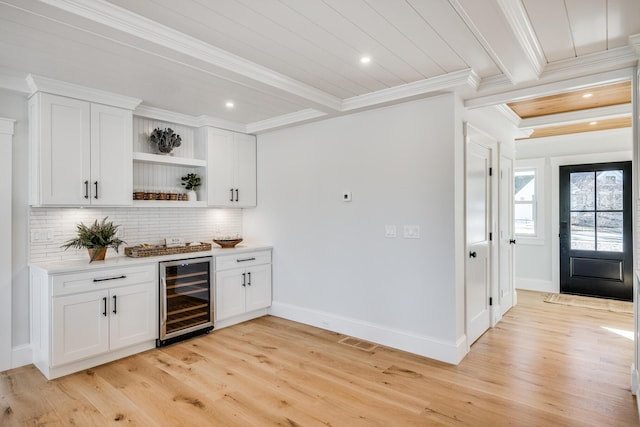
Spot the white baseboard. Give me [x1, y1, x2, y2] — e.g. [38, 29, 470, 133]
[12, 344, 32, 369]
[516, 277, 556, 293]
[268, 302, 467, 365]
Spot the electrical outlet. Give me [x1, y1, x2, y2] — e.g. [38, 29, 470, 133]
[384, 225, 397, 238]
[403, 225, 420, 239]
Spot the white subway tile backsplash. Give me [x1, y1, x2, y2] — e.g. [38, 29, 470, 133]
[30, 207, 242, 263]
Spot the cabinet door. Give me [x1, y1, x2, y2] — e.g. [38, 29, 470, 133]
[245, 264, 272, 312]
[90, 104, 133, 205]
[235, 133, 257, 207]
[40, 93, 91, 205]
[109, 282, 157, 351]
[52, 290, 109, 366]
[207, 128, 236, 207]
[215, 269, 245, 321]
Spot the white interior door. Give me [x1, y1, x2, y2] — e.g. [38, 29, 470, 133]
[466, 135, 492, 345]
[499, 154, 516, 315]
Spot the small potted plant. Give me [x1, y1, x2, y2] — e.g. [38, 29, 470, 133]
[149, 127, 182, 154]
[181, 173, 201, 201]
[61, 217, 126, 262]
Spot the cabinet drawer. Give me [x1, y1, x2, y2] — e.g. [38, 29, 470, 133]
[52, 264, 156, 296]
[215, 250, 271, 271]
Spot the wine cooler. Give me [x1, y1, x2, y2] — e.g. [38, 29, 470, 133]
[158, 256, 214, 346]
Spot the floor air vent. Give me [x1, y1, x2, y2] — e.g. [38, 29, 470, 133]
[338, 336, 378, 352]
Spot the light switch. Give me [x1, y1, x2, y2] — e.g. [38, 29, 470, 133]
[403, 225, 420, 239]
[384, 225, 397, 238]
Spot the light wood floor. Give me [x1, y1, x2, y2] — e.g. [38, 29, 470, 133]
[1, 290, 638, 426]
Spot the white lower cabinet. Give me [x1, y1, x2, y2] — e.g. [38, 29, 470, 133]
[31, 263, 157, 379]
[215, 250, 272, 325]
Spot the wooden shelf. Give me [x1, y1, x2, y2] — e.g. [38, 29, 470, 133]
[132, 200, 207, 208]
[133, 152, 206, 167]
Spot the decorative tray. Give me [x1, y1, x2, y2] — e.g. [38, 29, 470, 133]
[124, 242, 212, 258]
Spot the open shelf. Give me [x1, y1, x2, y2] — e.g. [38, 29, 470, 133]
[132, 200, 207, 208]
[133, 152, 206, 167]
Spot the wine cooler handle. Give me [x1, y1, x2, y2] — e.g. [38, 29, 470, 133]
[112, 295, 117, 314]
[161, 277, 167, 326]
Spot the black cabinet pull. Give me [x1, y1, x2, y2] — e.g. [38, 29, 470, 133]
[102, 297, 107, 317]
[84, 180, 89, 199]
[94, 181, 99, 199]
[247, 271, 251, 286]
[509, 239, 516, 244]
[112, 295, 117, 314]
[242, 272, 246, 287]
[93, 275, 126, 283]
[236, 257, 256, 263]
[469, 251, 477, 258]
[235, 189, 239, 202]
[230, 188, 234, 202]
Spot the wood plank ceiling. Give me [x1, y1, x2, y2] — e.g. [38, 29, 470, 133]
[0, 0, 638, 134]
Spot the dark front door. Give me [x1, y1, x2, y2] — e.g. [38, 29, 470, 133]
[559, 161, 632, 301]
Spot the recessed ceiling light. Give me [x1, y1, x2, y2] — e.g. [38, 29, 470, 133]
[589, 121, 598, 125]
[360, 56, 371, 64]
[582, 93, 593, 98]
[225, 101, 235, 108]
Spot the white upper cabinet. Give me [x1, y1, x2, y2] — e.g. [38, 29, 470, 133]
[27, 75, 141, 206]
[204, 127, 257, 208]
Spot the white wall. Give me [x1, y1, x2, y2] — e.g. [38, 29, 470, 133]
[514, 128, 633, 292]
[244, 95, 517, 363]
[0, 89, 30, 367]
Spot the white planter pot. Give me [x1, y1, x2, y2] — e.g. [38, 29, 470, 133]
[187, 190, 197, 202]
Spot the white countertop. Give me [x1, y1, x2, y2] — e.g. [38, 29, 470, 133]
[30, 244, 273, 274]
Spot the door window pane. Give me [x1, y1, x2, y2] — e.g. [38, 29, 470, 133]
[597, 212, 623, 252]
[571, 212, 595, 250]
[570, 172, 595, 210]
[596, 170, 623, 210]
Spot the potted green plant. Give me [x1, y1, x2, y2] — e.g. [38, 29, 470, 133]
[149, 127, 182, 154]
[181, 173, 201, 201]
[61, 217, 126, 262]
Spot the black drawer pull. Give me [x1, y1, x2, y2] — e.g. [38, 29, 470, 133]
[93, 275, 127, 283]
[236, 257, 256, 263]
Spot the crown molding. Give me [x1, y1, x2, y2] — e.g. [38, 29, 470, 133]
[465, 67, 634, 108]
[541, 46, 638, 82]
[0, 68, 29, 94]
[133, 105, 247, 133]
[26, 74, 142, 109]
[518, 103, 632, 130]
[493, 104, 521, 127]
[630, 34, 640, 57]
[497, 0, 545, 77]
[40, 0, 343, 112]
[246, 109, 327, 134]
[342, 69, 478, 112]
[0, 118, 15, 136]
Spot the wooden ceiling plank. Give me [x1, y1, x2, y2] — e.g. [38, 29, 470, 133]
[521, 0, 575, 63]
[507, 81, 631, 119]
[565, 0, 607, 57]
[521, 117, 631, 139]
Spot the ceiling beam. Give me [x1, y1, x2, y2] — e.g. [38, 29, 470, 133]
[518, 103, 632, 130]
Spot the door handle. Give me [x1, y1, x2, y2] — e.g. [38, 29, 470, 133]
[242, 272, 246, 287]
[469, 251, 477, 258]
[94, 181, 99, 199]
[112, 295, 117, 314]
[84, 180, 89, 199]
[509, 239, 516, 244]
[230, 188, 234, 202]
[247, 271, 251, 286]
[102, 297, 107, 317]
[235, 189, 239, 202]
